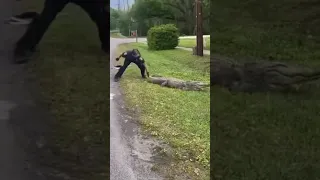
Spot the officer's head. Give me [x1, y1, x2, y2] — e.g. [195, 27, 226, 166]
[132, 49, 141, 57]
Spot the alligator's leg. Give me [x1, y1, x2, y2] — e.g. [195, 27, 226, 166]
[161, 80, 168, 87]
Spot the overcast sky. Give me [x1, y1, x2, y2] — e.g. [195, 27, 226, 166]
[110, 0, 134, 9]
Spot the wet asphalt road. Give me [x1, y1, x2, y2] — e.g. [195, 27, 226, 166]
[110, 38, 163, 180]
[0, 1, 48, 179]
[0, 1, 70, 180]
[0, 1, 33, 179]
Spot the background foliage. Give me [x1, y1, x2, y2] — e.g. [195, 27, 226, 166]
[110, 0, 210, 36]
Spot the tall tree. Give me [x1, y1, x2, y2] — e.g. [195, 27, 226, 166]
[130, 0, 209, 35]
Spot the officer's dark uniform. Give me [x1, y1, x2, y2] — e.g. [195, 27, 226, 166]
[114, 50, 146, 81]
[14, 0, 108, 63]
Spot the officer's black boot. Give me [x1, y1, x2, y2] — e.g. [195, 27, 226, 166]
[101, 44, 108, 53]
[114, 75, 121, 82]
[13, 47, 34, 64]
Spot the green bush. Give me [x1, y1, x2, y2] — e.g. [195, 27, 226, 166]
[147, 24, 179, 50]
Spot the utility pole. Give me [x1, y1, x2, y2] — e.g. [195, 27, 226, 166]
[117, 0, 120, 10]
[195, 0, 203, 56]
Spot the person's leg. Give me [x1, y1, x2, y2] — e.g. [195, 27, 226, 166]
[14, 0, 68, 63]
[114, 59, 131, 81]
[134, 60, 147, 78]
[74, 1, 109, 52]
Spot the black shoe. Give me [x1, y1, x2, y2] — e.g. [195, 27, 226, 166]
[13, 50, 33, 64]
[101, 45, 108, 53]
[114, 76, 120, 82]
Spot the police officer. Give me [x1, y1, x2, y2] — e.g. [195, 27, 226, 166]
[14, 0, 108, 64]
[114, 49, 148, 82]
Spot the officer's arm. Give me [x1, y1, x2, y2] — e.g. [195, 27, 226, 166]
[116, 51, 128, 61]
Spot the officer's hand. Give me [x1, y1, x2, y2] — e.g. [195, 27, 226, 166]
[115, 57, 119, 61]
[139, 57, 145, 63]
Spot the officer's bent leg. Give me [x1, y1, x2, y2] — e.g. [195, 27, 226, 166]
[15, 0, 68, 53]
[134, 61, 146, 78]
[75, 2, 109, 50]
[115, 59, 131, 78]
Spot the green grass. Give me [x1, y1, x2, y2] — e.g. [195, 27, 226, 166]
[211, 1, 320, 63]
[23, 2, 108, 179]
[212, 0, 320, 179]
[110, 32, 125, 38]
[212, 86, 320, 179]
[115, 43, 210, 179]
[179, 38, 210, 50]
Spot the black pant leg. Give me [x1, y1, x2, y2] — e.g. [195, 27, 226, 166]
[15, 0, 68, 53]
[134, 60, 146, 78]
[75, 2, 109, 50]
[115, 59, 131, 78]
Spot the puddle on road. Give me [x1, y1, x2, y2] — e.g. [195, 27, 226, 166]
[119, 112, 173, 178]
[110, 93, 115, 100]
[130, 134, 171, 164]
[0, 100, 16, 120]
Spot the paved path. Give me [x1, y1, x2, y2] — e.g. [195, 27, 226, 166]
[110, 38, 163, 180]
[175, 46, 210, 55]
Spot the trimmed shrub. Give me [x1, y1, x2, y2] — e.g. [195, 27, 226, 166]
[147, 24, 179, 50]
